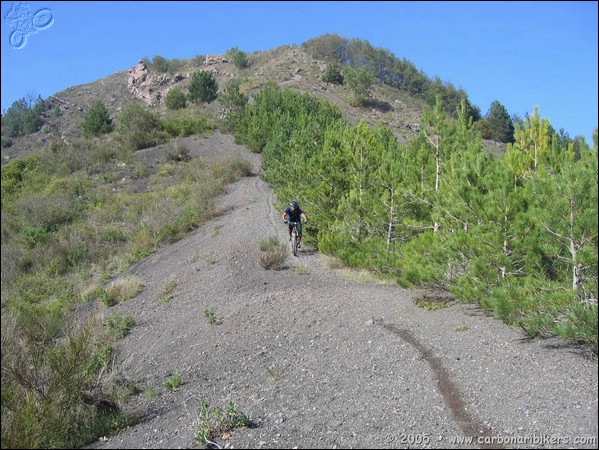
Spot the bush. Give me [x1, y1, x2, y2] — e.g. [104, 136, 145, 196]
[188, 71, 218, 103]
[322, 63, 344, 85]
[161, 113, 213, 137]
[82, 101, 114, 137]
[218, 79, 248, 132]
[164, 88, 187, 110]
[258, 236, 287, 269]
[226, 47, 249, 69]
[116, 102, 161, 150]
[150, 55, 169, 73]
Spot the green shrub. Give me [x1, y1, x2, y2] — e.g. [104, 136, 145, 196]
[116, 102, 161, 150]
[226, 46, 249, 69]
[82, 101, 114, 137]
[322, 63, 344, 85]
[188, 71, 218, 103]
[161, 113, 213, 137]
[164, 88, 187, 110]
[150, 55, 169, 73]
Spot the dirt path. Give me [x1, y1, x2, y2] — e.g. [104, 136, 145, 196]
[89, 132, 597, 449]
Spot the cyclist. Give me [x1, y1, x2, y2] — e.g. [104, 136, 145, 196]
[282, 200, 308, 248]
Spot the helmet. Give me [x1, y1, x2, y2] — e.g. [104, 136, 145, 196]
[289, 200, 298, 208]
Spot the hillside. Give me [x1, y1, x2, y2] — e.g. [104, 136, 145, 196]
[3, 40, 595, 449]
[1, 44, 506, 161]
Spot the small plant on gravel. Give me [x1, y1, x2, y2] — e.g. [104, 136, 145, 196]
[157, 280, 177, 304]
[104, 312, 136, 338]
[258, 236, 287, 270]
[103, 276, 144, 307]
[163, 373, 182, 390]
[211, 224, 223, 237]
[204, 307, 218, 325]
[291, 264, 310, 275]
[264, 363, 285, 381]
[455, 325, 469, 332]
[196, 398, 250, 446]
[414, 298, 453, 311]
[189, 251, 200, 263]
[143, 386, 158, 398]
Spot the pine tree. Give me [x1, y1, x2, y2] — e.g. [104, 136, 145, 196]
[82, 101, 113, 137]
[188, 71, 218, 103]
[485, 100, 514, 143]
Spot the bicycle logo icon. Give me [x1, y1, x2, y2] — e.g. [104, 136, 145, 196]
[4, 3, 54, 49]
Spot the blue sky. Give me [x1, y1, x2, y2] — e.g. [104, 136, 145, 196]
[2, 1, 597, 145]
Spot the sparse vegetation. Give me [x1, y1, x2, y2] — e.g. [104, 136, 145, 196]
[211, 224, 223, 237]
[104, 311, 136, 338]
[414, 298, 454, 311]
[157, 280, 177, 304]
[204, 306, 218, 325]
[226, 46, 250, 69]
[104, 276, 144, 307]
[163, 373, 182, 389]
[265, 363, 285, 380]
[258, 236, 287, 269]
[1, 126, 253, 445]
[196, 399, 250, 446]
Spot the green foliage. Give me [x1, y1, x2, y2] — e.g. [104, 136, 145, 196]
[485, 100, 514, 143]
[161, 111, 213, 138]
[1, 96, 44, 138]
[150, 55, 169, 73]
[204, 306, 218, 325]
[1, 136, 13, 148]
[1, 314, 128, 448]
[162, 373, 182, 389]
[196, 399, 250, 446]
[322, 63, 344, 85]
[218, 79, 248, 132]
[302, 34, 478, 118]
[82, 101, 114, 137]
[474, 119, 493, 139]
[188, 70, 218, 103]
[237, 82, 596, 352]
[343, 66, 374, 106]
[164, 87, 187, 110]
[104, 311, 135, 338]
[116, 102, 161, 150]
[226, 46, 249, 69]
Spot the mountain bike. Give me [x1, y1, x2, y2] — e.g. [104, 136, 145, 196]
[285, 220, 304, 257]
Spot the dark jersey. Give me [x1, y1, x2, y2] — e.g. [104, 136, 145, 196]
[284, 206, 304, 222]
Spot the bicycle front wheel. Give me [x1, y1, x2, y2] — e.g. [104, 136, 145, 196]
[291, 231, 298, 256]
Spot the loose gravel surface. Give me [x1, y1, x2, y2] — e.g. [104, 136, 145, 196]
[88, 132, 597, 449]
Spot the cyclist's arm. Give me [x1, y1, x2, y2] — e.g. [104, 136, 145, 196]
[301, 212, 308, 222]
[282, 211, 288, 221]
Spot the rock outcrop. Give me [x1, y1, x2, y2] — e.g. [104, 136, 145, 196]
[127, 60, 185, 105]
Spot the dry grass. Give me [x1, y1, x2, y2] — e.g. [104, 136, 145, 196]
[320, 254, 395, 284]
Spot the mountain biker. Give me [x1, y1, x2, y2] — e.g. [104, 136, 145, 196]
[282, 200, 308, 248]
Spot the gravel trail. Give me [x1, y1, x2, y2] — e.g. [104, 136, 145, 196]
[88, 132, 597, 449]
